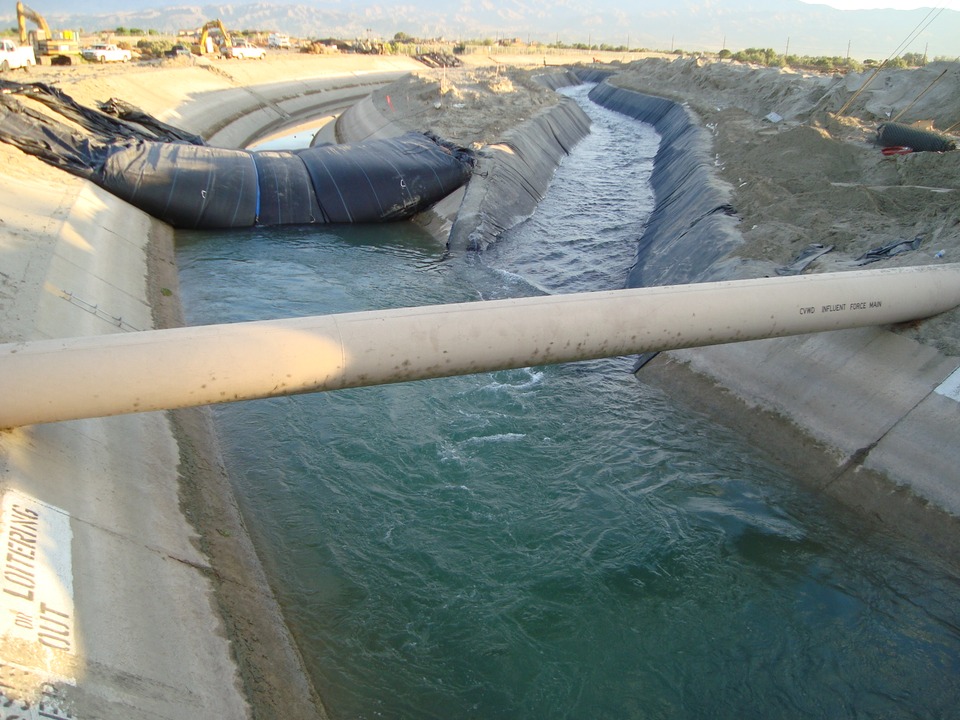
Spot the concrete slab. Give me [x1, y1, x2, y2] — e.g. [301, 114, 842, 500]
[0, 172, 84, 343]
[0, 147, 254, 715]
[866, 387, 960, 516]
[209, 74, 407, 148]
[671, 328, 957, 462]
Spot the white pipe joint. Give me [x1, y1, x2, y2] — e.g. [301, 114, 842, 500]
[2, 264, 959, 428]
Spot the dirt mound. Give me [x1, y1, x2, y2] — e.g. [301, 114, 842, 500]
[369, 66, 562, 146]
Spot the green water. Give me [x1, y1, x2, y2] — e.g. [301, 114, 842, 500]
[176, 87, 960, 719]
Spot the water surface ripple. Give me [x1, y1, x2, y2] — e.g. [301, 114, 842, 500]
[176, 85, 960, 719]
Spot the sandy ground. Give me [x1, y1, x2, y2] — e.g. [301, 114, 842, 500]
[365, 61, 564, 146]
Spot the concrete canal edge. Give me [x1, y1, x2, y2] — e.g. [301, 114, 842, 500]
[0, 182, 310, 716]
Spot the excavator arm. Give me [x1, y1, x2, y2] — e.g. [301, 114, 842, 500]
[16, 1, 51, 44]
[195, 19, 231, 55]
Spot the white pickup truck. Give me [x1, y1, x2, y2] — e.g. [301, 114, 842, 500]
[224, 40, 266, 60]
[0, 39, 36, 72]
[81, 44, 132, 63]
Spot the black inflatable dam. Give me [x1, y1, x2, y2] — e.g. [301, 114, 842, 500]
[98, 133, 475, 229]
[0, 80, 475, 230]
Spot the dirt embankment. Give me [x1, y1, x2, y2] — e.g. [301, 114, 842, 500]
[609, 59, 960, 266]
[364, 64, 564, 146]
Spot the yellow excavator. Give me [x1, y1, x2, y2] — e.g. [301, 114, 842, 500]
[16, 1, 80, 65]
[191, 19, 232, 56]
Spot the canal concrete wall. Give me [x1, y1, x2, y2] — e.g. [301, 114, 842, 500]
[0, 170, 270, 715]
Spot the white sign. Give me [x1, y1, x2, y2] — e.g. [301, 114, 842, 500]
[935, 365, 960, 402]
[0, 489, 76, 687]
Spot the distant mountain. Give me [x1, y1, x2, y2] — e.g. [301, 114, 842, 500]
[2, 1, 957, 61]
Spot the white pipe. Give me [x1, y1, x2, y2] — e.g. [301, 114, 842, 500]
[2, 264, 959, 428]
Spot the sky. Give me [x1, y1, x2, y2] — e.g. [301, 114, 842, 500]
[800, 0, 960, 8]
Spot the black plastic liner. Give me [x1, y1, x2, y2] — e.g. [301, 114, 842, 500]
[581, 77, 744, 371]
[586, 81, 742, 290]
[876, 122, 956, 153]
[96, 133, 474, 229]
[0, 90, 110, 179]
[298, 136, 472, 223]
[100, 142, 261, 229]
[0, 80, 475, 229]
[253, 150, 323, 225]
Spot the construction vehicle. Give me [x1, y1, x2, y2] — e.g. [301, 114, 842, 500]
[16, 1, 80, 65]
[0, 37, 35, 71]
[191, 19, 231, 56]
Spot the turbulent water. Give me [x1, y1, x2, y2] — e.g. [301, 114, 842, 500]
[176, 85, 960, 719]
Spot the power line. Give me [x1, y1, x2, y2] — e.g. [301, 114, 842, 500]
[836, 6, 944, 117]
